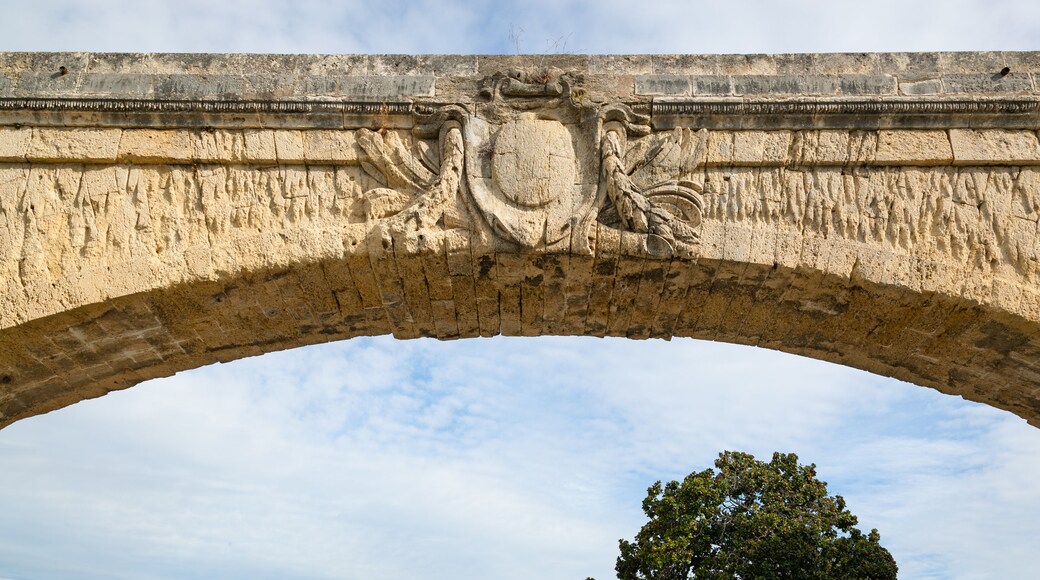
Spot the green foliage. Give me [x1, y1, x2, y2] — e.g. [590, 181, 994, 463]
[615, 452, 897, 580]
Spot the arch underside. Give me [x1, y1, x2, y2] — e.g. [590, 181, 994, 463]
[3, 247, 1040, 429]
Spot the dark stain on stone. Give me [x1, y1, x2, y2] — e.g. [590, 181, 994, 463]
[0, 396, 27, 417]
[525, 274, 544, 287]
[0, 375, 11, 385]
[642, 267, 665, 282]
[1024, 396, 1040, 418]
[533, 255, 557, 270]
[17, 381, 74, 408]
[948, 367, 972, 387]
[596, 261, 616, 276]
[626, 326, 646, 337]
[975, 321, 1030, 356]
[264, 269, 292, 282]
[478, 255, 495, 277]
[566, 296, 587, 309]
[205, 335, 290, 353]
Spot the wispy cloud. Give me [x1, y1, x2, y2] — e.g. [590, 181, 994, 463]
[3, 338, 1040, 579]
[3, 0, 1039, 54]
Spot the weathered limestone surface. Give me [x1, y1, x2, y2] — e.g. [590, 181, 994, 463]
[3, 52, 1040, 428]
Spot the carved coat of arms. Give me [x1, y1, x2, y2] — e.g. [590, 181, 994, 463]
[356, 70, 705, 258]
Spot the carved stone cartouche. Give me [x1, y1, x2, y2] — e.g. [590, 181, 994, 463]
[355, 69, 704, 256]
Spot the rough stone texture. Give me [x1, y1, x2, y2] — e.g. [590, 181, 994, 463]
[875, 130, 953, 165]
[0, 126, 31, 160]
[2, 52, 1040, 430]
[949, 129, 1040, 165]
[635, 75, 692, 96]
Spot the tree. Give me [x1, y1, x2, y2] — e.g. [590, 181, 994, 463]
[615, 451, 897, 579]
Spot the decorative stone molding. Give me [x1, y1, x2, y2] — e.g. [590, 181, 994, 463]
[2, 52, 1040, 429]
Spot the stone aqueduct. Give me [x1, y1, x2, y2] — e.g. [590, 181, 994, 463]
[3, 52, 1040, 428]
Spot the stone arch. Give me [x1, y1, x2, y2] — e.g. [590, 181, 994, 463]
[3, 51, 1040, 428]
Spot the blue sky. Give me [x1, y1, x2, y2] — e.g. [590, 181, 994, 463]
[1, 1, 1040, 579]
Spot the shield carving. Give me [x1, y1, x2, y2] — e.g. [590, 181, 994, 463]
[465, 112, 599, 249]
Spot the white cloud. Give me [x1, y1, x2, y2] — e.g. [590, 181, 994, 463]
[3, 338, 1040, 579]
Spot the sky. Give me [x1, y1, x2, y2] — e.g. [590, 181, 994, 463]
[0, 1, 1039, 579]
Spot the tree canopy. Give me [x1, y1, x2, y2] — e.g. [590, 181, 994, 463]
[614, 451, 897, 579]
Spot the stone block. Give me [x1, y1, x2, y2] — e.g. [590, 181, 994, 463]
[583, 75, 637, 101]
[0, 127, 31, 161]
[737, 131, 792, 165]
[898, 78, 943, 95]
[0, 52, 89, 74]
[942, 73, 1033, 94]
[242, 74, 299, 98]
[878, 53, 941, 78]
[706, 132, 734, 165]
[243, 130, 279, 164]
[299, 76, 338, 95]
[82, 53, 153, 74]
[589, 54, 652, 74]
[634, 75, 691, 96]
[9, 72, 78, 97]
[304, 130, 360, 163]
[693, 76, 733, 96]
[75, 73, 155, 98]
[476, 55, 589, 76]
[708, 131, 792, 165]
[840, 74, 898, 95]
[875, 130, 953, 165]
[146, 53, 223, 74]
[790, 130, 853, 165]
[300, 55, 369, 76]
[716, 54, 778, 75]
[651, 54, 717, 75]
[814, 53, 880, 75]
[190, 130, 278, 163]
[273, 131, 307, 163]
[27, 128, 121, 162]
[337, 76, 436, 98]
[119, 129, 193, 162]
[949, 129, 1040, 165]
[368, 55, 477, 76]
[938, 51, 1006, 74]
[731, 75, 838, 96]
[154, 74, 245, 98]
[773, 54, 814, 75]
[1000, 53, 1040, 75]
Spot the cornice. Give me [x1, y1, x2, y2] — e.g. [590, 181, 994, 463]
[0, 96, 1038, 130]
